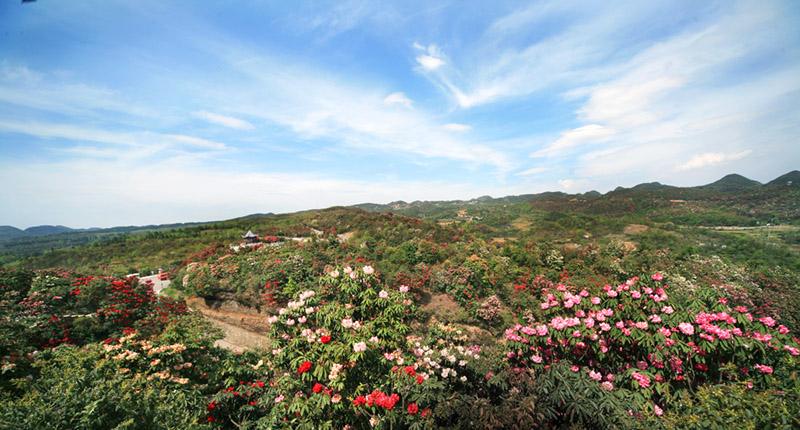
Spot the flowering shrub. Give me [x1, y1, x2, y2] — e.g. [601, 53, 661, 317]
[503, 273, 800, 417]
[256, 265, 423, 428]
[476, 295, 503, 322]
[195, 265, 488, 428]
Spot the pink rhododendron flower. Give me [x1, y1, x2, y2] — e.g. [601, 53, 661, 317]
[591, 296, 601, 305]
[678, 323, 694, 335]
[651, 273, 663, 281]
[754, 364, 773, 374]
[631, 371, 651, 388]
[759, 316, 776, 327]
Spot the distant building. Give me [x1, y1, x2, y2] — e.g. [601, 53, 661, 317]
[242, 230, 260, 244]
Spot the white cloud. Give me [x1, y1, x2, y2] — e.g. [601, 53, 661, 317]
[442, 123, 471, 132]
[414, 43, 446, 70]
[558, 179, 585, 191]
[676, 150, 752, 171]
[166, 134, 228, 150]
[417, 55, 445, 71]
[0, 120, 142, 147]
[417, 2, 659, 108]
[517, 166, 549, 176]
[0, 120, 227, 156]
[0, 66, 157, 120]
[193, 111, 255, 130]
[383, 92, 413, 108]
[532, 124, 615, 158]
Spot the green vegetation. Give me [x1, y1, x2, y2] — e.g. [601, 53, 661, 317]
[1, 171, 799, 428]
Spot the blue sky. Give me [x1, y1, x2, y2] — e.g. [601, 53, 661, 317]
[1, 0, 799, 228]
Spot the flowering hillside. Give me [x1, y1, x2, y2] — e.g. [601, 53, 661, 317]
[2, 195, 800, 428]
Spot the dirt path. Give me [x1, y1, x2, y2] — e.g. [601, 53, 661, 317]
[203, 314, 270, 353]
[185, 297, 270, 353]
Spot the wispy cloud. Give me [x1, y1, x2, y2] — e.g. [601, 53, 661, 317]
[0, 120, 228, 157]
[517, 166, 549, 176]
[676, 150, 752, 171]
[196, 44, 514, 171]
[532, 124, 615, 158]
[166, 134, 228, 150]
[442, 123, 471, 132]
[383, 92, 413, 108]
[193, 111, 255, 130]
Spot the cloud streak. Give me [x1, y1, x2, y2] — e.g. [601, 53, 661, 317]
[193, 111, 255, 130]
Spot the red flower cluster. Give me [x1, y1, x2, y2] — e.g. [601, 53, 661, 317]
[353, 390, 400, 410]
[262, 280, 280, 306]
[297, 360, 313, 374]
[320, 335, 332, 344]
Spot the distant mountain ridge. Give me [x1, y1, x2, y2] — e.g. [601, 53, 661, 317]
[355, 170, 796, 211]
[767, 170, 800, 187]
[2, 171, 797, 240]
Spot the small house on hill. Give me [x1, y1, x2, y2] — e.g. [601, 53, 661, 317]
[242, 230, 259, 244]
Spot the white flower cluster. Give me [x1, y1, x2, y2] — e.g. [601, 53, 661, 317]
[269, 290, 317, 325]
[329, 363, 344, 381]
[341, 318, 362, 330]
[300, 327, 328, 343]
[411, 341, 478, 382]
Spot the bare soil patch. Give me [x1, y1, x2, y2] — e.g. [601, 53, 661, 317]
[624, 224, 650, 235]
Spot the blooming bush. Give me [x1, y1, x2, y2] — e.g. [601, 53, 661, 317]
[503, 273, 800, 417]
